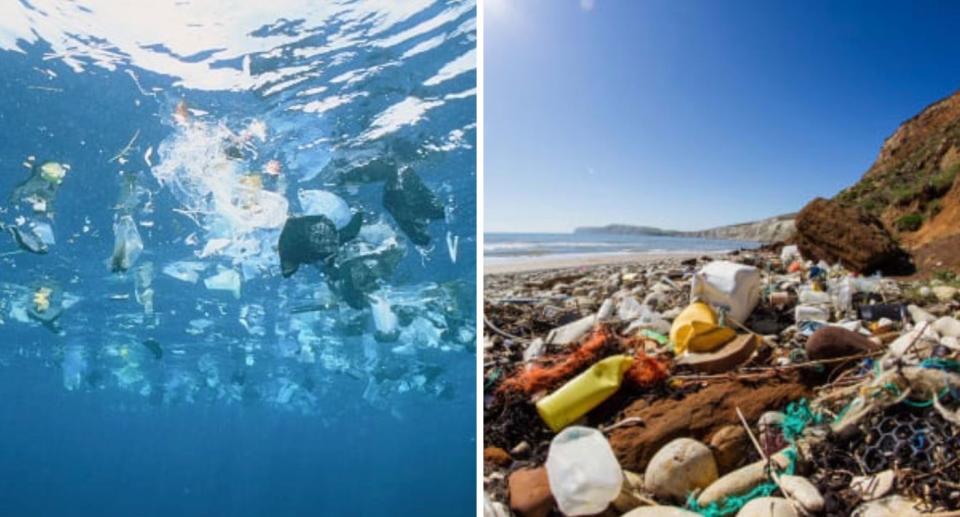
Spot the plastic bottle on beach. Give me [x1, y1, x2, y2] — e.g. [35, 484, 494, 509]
[546, 426, 624, 516]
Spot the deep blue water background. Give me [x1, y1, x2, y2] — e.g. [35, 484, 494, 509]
[0, 2, 476, 515]
[0, 359, 473, 516]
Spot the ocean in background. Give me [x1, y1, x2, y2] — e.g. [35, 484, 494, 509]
[485, 232, 759, 264]
[0, 1, 476, 515]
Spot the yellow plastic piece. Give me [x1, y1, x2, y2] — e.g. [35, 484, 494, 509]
[39, 162, 67, 184]
[536, 355, 634, 432]
[670, 302, 736, 354]
[33, 287, 52, 313]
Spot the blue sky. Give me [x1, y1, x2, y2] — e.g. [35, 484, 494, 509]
[484, 0, 960, 233]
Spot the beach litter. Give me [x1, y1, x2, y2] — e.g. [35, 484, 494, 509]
[484, 246, 960, 516]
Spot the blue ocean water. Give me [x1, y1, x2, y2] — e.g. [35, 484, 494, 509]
[485, 232, 758, 262]
[0, 1, 476, 515]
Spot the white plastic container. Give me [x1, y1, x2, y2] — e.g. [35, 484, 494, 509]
[795, 304, 829, 322]
[780, 244, 800, 263]
[690, 261, 761, 324]
[545, 426, 623, 516]
[798, 286, 831, 305]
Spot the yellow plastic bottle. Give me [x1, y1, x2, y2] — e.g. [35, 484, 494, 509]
[536, 355, 635, 432]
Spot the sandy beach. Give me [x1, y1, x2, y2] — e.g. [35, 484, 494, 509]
[483, 251, 729, 275]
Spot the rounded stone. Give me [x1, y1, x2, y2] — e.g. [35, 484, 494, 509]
[643, 438, 718, 501]
[708, 425, 749, 473]
[852, 495, 923, 517]
[483, 447, 512, 468]
[932, 285, 958, 302]
[933, 316, 960, 338]
[736, 497, 798, 517]
[508, 467, 554, 517]
[622, 506, 701, 517]
[778, 475, 824, 513]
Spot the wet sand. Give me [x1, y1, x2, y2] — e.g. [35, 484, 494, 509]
[484, 251, 728, 275]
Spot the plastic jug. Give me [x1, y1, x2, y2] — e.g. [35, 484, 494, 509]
[690, 261, 761, 324]
[545, 426, 624, 516]
[536, 355, 634, 432]
[798, 285, 831, 305]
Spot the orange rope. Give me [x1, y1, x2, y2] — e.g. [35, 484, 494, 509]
[625, 351, 669, 387]
[498, 325, 613, 395]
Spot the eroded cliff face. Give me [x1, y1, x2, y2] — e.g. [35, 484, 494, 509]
[788, 89, 960, 274]
[685, 215, 796, 244]
[835, 90, 960, 245]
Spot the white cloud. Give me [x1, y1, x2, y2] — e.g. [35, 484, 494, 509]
[580, 0, 596, 12]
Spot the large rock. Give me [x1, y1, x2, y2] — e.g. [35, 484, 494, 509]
[643, 438, 718, 501]
[794, 197, 913, 275]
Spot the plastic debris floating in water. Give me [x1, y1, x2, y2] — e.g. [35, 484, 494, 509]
[298, 189, 353, 229]
[61, 342, 88, 391]
[370, 293, 399, 342]
[161, 261, 207, 283]
[383, 167, 445, 246]
[141, 338, 163, 360]
[204, 266, 242, 299]
[0, 0, 476, 429]
[109, 215, 144, 272]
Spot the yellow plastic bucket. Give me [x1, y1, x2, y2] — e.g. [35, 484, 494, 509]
[536, 355, 634, 432]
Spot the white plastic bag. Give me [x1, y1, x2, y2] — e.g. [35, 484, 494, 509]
[298, 189, 352, 229]
[204, 267, 242, 299]
[690, 261, 761, 324]
[110, 215, 143, 272]
[369, 293, 399, 342]
[545, 426, 623, 516]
